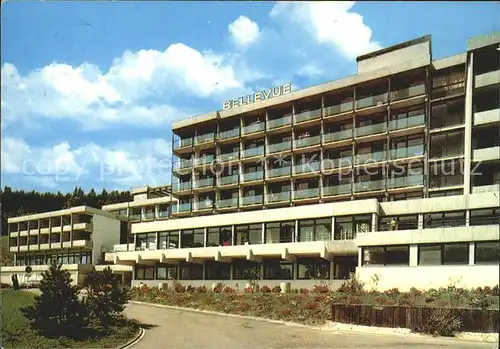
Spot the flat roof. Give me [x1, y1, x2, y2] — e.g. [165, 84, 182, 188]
[7, 206, 122, 223]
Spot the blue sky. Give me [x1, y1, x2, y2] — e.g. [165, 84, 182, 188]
[2, 1, 499, 193]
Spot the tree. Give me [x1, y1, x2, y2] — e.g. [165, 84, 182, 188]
[84, 267, 130, 325]
[21, 260, 87, 338]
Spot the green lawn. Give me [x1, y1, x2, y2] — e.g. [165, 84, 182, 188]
[0, 289, 140, 349]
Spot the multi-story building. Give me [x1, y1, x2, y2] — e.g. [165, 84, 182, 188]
[2, 206, 130, 285]
[105, 33, 500, 291]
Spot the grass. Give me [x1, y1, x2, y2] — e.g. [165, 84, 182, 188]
[0, 289, 141, 349]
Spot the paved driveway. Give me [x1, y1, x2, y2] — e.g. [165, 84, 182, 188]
[124, 302, 494, 349]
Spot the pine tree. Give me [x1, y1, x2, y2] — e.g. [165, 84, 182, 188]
[21, 260, 87, 338]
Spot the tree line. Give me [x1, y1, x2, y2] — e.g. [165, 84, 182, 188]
[1, 186, 132, 236]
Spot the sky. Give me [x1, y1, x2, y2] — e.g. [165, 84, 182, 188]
[2, 1, 500, 193]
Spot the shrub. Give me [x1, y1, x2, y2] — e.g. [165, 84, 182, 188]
[425, 296, 435, 303]
[271, 286, 281, 293]
[21, 260, 87, 338]
[278, 309, 291, 317]
[291, 288, 299, 294]
[299, 288, 310, 295]
[338, 273, 364, 295]
[375, 296, 389, 305]
[195, 285, 208, 293]
[222, 286, 235, 293]
[492, 285, 499, 296]
[237, 302, 250, 312]
[305, 302, 319, 310]
[244, 287, 254, 293]
[345, 296, 362, 305]
[11, 274, 20, 290]
[173, 282, 186, 293]
[420, 308, 462, 337]
[385, 287, 400, 298]
[312, 284, 329, 294]
[469, 293, 492, 310]
[213, 284, 223, 293]
[186, 285, 196, 293]
[260, 285, 271, 293]
[409, 287, 423, 297]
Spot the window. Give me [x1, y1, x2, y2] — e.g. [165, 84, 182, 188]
[156, 264, 178, 280]
[207, 226, 232, 247]
[362, 245, 409, 266]
[423, 211, 466, 228]
[334, 215, 371, 240]
[232, 260, 260, 280]
[263, 259, 293, 279]
[475, 242, 499, 264]
[265, 221, 294, 243]
[136, 233, 157, 250]
[181, 229, 204, 248]
[205, 261, 230, 280]
[418, 243, 469, 265]
[430, 131, 464, 158]
[135, 265, 155, 280]
[297, 257, 330, 279]
[158, 231, 179, 249]
[179, 263, 203, 280]
[470, 208, 500, 226]
[298, 218, 331, 242]
[379, 215, 418, 231]
[235, 224, 262, 245]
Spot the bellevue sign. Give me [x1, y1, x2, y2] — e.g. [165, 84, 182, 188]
[222, 83, 292, 111]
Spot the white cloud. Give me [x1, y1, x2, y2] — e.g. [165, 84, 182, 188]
[296, 64, 324, 78]
[270, 1, 381, 58]
[1, 137, 174, 189]
[228, 15, 260, 47]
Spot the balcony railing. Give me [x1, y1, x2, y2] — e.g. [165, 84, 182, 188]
[194, 200, 213, 211]
[194, 155, 215, 166]
[218, 174, 239, 186]
[294, 187, 320, 200]
[242, 122, 265, 135]
[173, 203, 192, 213]
[390, 84, 426, 101]
[173, 181, 192, 192]
[388, 174, 424, 189]
[322, 157, 353, 170]
[293, 161, 321, 174]
[267, 166, 291, 178]
[219, 128, 239, 140]
[241, 195, 263, 206]
[174, 138, 193, 150]
[355, 150, 386, 165]
[294, 135, 321, 148]
[432, 81, 465, 99]
[242, 146, 264, 158]
[356, 122, 387, 137]
[295, 109, 322, 123]
[217, 198, 238, 209]
[218, 151, 239, 162]
[354, 179, 386, 192]
[267, 141, 291, 154]
[323, 129, 353, 143]
[389, 114, 425, 131]
[193, 178, 214, 189]
[129, 213, 141, 221]
[267, 191, 291, 203]
[324, 101, 353, 117]
[157, 210, 170, 218]
[356, 92, 388, 109]
[268, 115, 292, 129]
[195, 132, 214, 145]
[143, 211, 155, 220]
[173, 159, 193, 170]
[323, 184, 352, 196]
[390, 144, 424, 159]
[243, 171, 264, 182]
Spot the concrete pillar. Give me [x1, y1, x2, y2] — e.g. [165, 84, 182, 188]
[331, 216, 336, 240]
[463, 51, 474, 195]
[409, 245, 419, 266]
[371, 213, 377, 232]
[261, 222, 265, 244]
[418, 214, 424, 229]
[469, 242, 475, 265]
[357, 248, 363, 267]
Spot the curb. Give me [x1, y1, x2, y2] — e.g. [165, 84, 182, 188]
[118, 327, 145, 349]
[128, 301, 498, 344]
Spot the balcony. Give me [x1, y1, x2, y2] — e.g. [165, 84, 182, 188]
[389, 114, 425, 131]
[172, 203, 192, 214]
[218, 174, 239, 186]
[267, 166, 291, 179]
[324, 101, 353, 117]
[267, 141, 291, 154]
[173, 181, 192, 193]
[142, 211, 155, 220]
[242, 171, 264, 183]
[218, 151, 239, 163]
[268, 115, 292, 130]
[475, 70, 500, 89]
[387, 174, 424, 189]
[294, 135, 321, 149]
[354, 179, 386, 192]
[390, 84, 426, 101]
[242, 122, 265, 135]
[474, 108, 500, 126]
[295, 109, 322, 123]
[217, 198, 238, 209]
[219, 128, 239, 140]
[194, 200, 213, 211]
[242, 146, 264, 159]
[241, 195, 263, 206]
[323, 129, 353, 143]
[293, 161, 321, 175]
[174, 138, 193, 150]
[173, 159, 192, 171]
[294, 188, 320, 200]
[390, 144, 425, 160]
[473, 146, 500, 162]
[194, 155, 215, 167]
[355, 122, 387, 138]
[193, 178, 214, 189]
[323, 184, 352, 196]
[322, 157, 353, 171]
[195, 132, 215, 145]
[355, 92, 388, 110]
[355, 150, 386, 165]
[267, 191, 291, 203]
[472, 184, 500, 194]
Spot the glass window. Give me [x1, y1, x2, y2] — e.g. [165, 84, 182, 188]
[379, 215, 418, 231]
[297, 257, 330, 279]
[235, 224, 262, 245]
[335, 215, 371, 240]
[385, 246, 410, 265]
[135, 265, 154, 280]
[443, 243, 469, 265]
[207, 227, 232, 247]
[263, 259, 293, 280]
[419, 245, 442, 265]
[179, 263, 203, 280]
[363, 247, 385, 265]
[158, 231, 179, 249]
[475, 242, 499, 264]
[470, 208, 500, 226]
[424, 211, 466, 228]
[204, 261, 230, 280]
[181, 229, 204, 248]
[298, 218, 331, 242]
[265, 221, 294, 243]
[232, 260, 260, 280]
[156, 264, 178, 280]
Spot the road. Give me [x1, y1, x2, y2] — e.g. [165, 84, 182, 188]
[124, 302, 494, 349]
